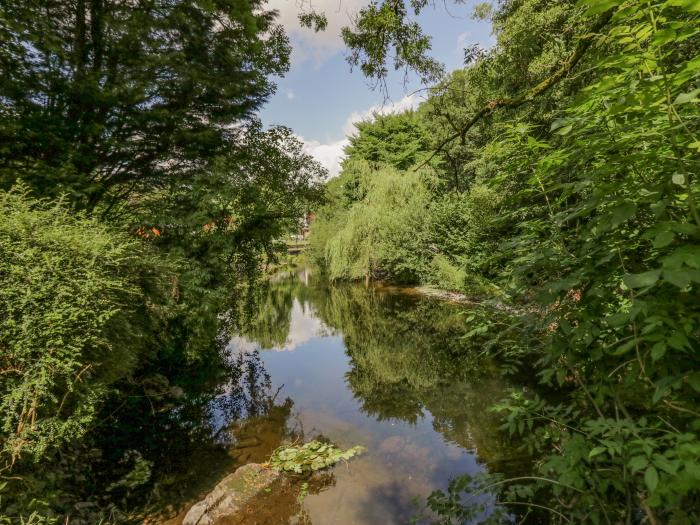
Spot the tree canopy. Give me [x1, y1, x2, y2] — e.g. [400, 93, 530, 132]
[0, 2, 322, 522]
[0, 0, 290, 208]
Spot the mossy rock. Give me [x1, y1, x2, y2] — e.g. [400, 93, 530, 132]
[183, 463, 282, 525]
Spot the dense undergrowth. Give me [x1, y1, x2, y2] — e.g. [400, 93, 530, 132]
[310, 0, 700, 522]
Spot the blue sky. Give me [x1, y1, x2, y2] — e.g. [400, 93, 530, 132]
[260, 0, 495, 176]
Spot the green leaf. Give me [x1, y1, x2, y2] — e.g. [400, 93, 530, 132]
[687, 373, 700, 392]
[580, 0, 623, 15]
[550, 118, 568, 131]
[672, 173, 686, 185]
[623, 270, 661, 288]
[674, 88, 700, 104]
[652, 28, 677, 45]
[612, 339, 637, 355]
[611, 203, 637, 227]
[668, 331, 690, 350]
[663, 269, 691, 288]
[666, 0, 700, 12]
[629, 456, 648, 472]
[653, 455, 678, 475]
[653, 231, 674, 248]
[589, 446, 607, 458]
[645, 466, 659, 492]
[651, 342, 667, 362]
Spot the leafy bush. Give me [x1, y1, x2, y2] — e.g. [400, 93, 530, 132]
[0, 186, 164, 465]
[427, 254, 467, 292]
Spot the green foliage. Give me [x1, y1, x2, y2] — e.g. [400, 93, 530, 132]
[424, 186, 502, 293]
[105, 452, 154, 494]
[298, 11, 328, 32]
[0, 0, 290, 208]
[269, 440, 365, 475]
[137, 123, 323, 362]
[488, 1, 700, 519]
[426, 0, 700, 521]
[341, 0, 443, 90]
[311, 152, 500, 292]
[316, 163, 433, 283]
[0, 2, 322, 521]
[0, 187, 164, 465]
[316, 0, 700, 521]
[344, 111, 433, 170]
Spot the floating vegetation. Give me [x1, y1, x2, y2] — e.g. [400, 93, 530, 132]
[268, 440, 365, 475]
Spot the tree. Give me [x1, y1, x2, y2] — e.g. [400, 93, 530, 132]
[0, 0, 290, 209]
[344, 111, 432, 171]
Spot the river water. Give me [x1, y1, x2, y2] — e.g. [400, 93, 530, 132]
[166, 268, 522, 524]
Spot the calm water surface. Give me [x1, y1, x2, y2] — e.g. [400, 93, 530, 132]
[194, 268, 521, 524]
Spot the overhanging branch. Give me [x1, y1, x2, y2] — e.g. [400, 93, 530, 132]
[415, 9, 616, 171]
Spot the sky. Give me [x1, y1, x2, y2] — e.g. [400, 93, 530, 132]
[259, 0, 495, 177]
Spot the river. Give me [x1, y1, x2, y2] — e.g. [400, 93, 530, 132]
[162, 267, 525, 524]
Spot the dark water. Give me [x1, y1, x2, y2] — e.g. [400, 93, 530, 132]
[175, 268, 522, 524]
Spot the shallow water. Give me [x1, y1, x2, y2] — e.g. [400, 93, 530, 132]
[199, 268, 521, 524]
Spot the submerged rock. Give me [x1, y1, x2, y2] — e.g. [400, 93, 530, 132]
[183, 463, 281, 525]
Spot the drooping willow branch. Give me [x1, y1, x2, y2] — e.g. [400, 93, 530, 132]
[415, 8, 616, 171]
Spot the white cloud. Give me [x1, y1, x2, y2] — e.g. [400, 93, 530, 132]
[266, 0, 368, 66]
[300, 136, 349, 178]
[457, 30, 471, 48]
[226, 299, 329, 353]
[297, 93, 423, 179]
[286, 89, 296, 99]
[341, 93, 422, 136]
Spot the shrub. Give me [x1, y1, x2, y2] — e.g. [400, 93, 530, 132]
[0, 186, 163, 465]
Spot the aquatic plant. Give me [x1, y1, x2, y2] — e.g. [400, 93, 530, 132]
[267, 440, 365, 475]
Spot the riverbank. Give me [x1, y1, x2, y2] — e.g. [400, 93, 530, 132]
[371, 282, 475, 304]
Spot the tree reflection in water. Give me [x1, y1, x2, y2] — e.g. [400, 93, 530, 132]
[136, 349, 299, 523]
[237, 269, 524, 476]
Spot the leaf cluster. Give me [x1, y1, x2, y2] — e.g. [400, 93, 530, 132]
[268, 440, 365, 475]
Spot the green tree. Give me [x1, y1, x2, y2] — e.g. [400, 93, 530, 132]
[344, 110, 432, 170]
[0, 0, 290, 209]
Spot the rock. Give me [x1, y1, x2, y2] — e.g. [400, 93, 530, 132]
[183, 463, 280, 525]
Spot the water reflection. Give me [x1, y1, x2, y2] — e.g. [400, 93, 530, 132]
[125, 348, 291, 525]
[223, 268, 521, 523]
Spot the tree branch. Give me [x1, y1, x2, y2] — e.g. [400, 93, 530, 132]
[415, 9, 616, 171]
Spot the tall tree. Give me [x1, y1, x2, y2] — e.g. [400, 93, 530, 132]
[0, 0, 290, 208]
[344, 111, 432, 171]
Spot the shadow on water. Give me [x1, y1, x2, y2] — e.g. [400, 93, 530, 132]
[138, 350, 298, 525]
